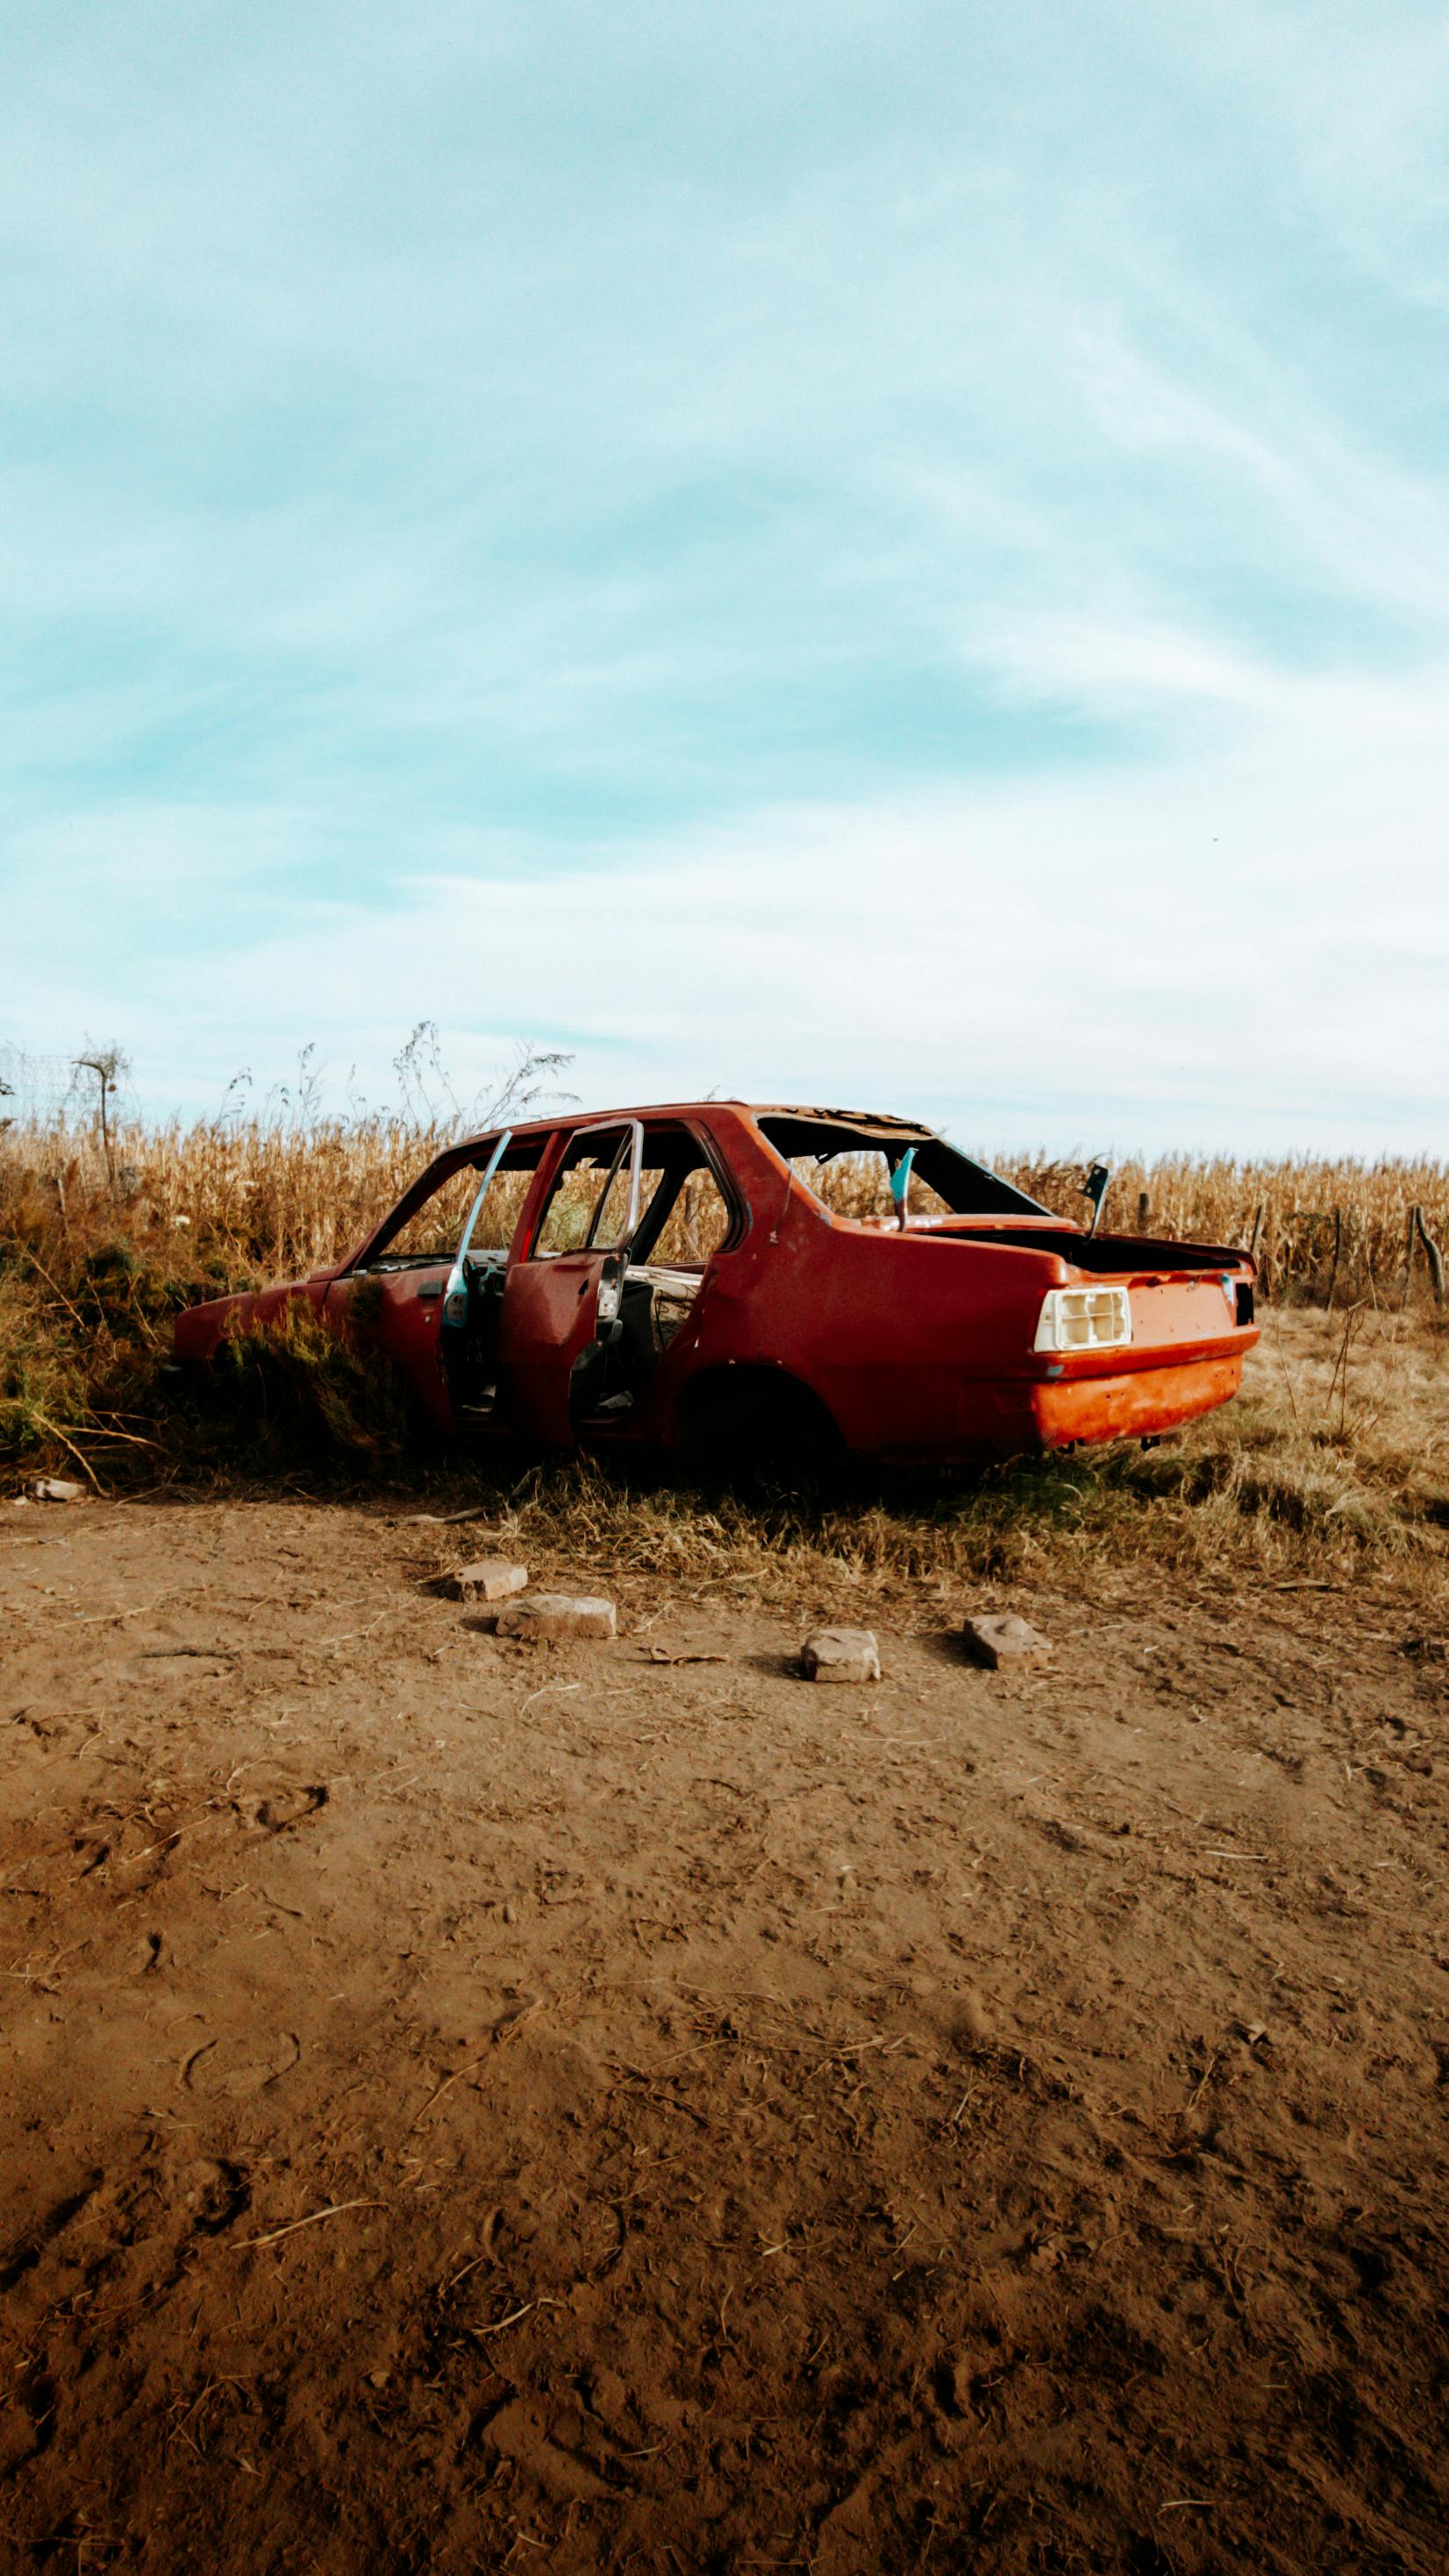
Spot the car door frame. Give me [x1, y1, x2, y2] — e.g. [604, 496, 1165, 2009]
[496, 1118, 644, 1444]
[323, 1133, 512, 1432]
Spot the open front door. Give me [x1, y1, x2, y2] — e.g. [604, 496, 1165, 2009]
[325, 1149, 492, 1432]
[498, 1122, 641, 1443]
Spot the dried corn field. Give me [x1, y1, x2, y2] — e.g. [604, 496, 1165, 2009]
[2, 1111, 1445, 1304]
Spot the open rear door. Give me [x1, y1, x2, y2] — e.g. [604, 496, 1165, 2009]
[498, 1122, 641, 1443]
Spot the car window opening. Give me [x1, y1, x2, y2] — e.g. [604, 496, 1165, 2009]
[361, 1134, 550, 1419]
[532, 1125, 642, 1258]
[756, 1114, 1051, 1222]
[363, 1134, 549, 1269]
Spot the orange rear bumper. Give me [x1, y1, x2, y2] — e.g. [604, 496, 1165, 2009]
[1030, 1352, 1247, 1448]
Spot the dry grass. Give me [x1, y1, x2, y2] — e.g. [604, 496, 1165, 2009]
[454, 1305, 1447, 1621]
[2, 1111, 1445, 1606]
[1022, 1152, 1449, 1308]
[4, 1110, 1446, 1288]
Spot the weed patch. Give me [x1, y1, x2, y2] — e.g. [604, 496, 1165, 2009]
[192, 1300, 420, 1474]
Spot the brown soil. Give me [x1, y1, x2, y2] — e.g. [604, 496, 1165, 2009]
[3, 1494, 1447, 2573]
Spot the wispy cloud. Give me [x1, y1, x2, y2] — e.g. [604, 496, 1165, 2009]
[11, 644, 1445, 1154]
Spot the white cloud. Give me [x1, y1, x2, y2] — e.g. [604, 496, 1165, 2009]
[8, 655, 1444, 1154]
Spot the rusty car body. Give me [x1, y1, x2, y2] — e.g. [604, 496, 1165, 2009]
[173, 1101, 1260, 1465]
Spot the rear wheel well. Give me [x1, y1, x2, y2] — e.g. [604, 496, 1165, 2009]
[669, 1365, 841, 1481]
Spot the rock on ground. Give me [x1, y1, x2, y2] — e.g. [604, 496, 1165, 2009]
[452, 1559, 530, 1602]
[496, 1593, 617, 1643]
[964, 1611, 1053, 1669]
[801, 1626, 882, 1683]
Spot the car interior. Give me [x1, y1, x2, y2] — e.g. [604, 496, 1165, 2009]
[432, 1122, 739, 1426]
[537, 1124, 739, 1422]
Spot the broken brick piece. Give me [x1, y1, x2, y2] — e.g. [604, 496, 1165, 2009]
[452, 1559, 530, 1603]
[496, 1593, 617, 1644]
[963, 1612, 1053, 1670]
[801, 1626, 881, 1684]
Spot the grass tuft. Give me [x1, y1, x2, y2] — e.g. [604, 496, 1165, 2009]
[191, 1300, 421, 1475]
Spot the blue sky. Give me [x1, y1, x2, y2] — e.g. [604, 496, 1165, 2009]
[3, 0, 1447, 1152]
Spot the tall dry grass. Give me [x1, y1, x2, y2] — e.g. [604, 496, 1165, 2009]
[4, 1110, 1445, 1298]
[1010, 1152, 1449, 1306]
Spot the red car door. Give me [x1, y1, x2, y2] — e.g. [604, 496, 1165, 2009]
[325, 1262, 453, 1430]
[322, 1150, 501, 1434]
[498, 1121, 641, 1443]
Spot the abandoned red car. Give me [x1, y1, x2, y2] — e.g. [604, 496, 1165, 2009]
[174, 1102, 1260, 1466]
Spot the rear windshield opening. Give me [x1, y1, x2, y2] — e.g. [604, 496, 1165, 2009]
[756, 1116, 1050, 1222]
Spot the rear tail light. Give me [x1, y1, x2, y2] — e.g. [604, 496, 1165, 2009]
[1033, 1284, 1131, 1354]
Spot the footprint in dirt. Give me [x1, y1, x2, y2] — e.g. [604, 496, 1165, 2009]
[232, 1784, 329, 1835]
[0, 2176, 102, 2294]
[182, 2158, 251, 2234]
[0, 2369, 57, 2475]
[182, 2030, 302, 2098]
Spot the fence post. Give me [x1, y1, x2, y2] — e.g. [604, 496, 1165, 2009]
[1414, 1205, 1446, 1308]
[1404, 1206, 1419, 1310]
[1326, 1207, 1342, 1310]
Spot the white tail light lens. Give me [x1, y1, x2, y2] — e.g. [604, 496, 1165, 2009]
[1033, 1284, 1131, 1354]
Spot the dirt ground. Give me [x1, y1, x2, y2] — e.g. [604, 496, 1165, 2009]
[3, 1491, 1447, 2574]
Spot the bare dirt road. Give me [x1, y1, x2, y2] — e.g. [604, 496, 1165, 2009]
[3, 1494, 1447, 2572]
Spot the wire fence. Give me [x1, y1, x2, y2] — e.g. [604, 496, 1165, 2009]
[1, 1044, 91, 1129]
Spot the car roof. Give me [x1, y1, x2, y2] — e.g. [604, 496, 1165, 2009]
[451, 1100, 937, 1149]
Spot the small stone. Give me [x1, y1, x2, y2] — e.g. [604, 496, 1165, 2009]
[801, 1626, 881, 1684]
[963, 1612, 1053, 1670]
[452, 1559, 530, 1603]
[496, 1592, 617, 1644]
[502, 1901, 518, 1924]
[29, 1477, 87, 1504]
